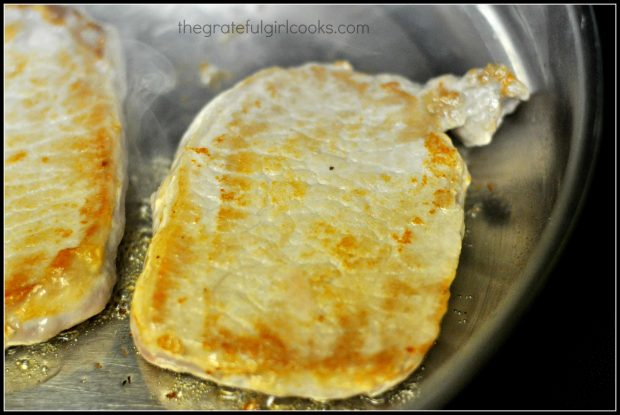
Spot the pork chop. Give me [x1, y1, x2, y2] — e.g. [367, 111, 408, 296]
[130, 61, 528, 399]
[4, 5, 126, 347]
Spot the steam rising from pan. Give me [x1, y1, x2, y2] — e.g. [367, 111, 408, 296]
[122, 39, 176, 197]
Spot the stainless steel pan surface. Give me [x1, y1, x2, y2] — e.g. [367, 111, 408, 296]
[4, 5, 602, 410]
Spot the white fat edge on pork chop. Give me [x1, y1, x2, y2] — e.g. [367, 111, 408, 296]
[421, 64, 530, 146]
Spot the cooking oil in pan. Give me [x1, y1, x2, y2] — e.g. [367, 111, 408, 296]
[5, 343, 61, 393]
[144, 365, 423, 410]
